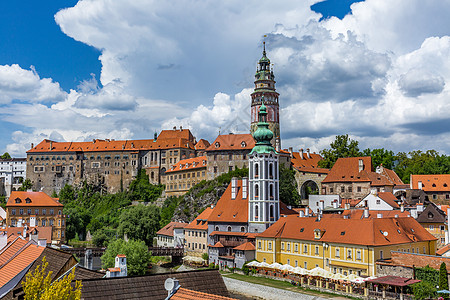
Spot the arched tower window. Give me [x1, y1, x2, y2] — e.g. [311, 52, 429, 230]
[255, 163, 259, 178]
[269, 163, 273, 178]
[227, 226, 232, 232]
[269, 184, 274, 199]
[255, 205, 259, 220]
[255, 184, 259, 198]
[270, 205, 274, 221]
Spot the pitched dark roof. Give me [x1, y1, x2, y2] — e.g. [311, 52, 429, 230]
[416, 202, 447, 223]
[79, 269, 229, 300]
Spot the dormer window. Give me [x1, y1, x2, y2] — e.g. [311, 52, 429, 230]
[202, 160, 206, 165]
[241, 141, 246, 147]
[215, 142, 220, 148]
[185, 163, 189, 168]
[314, 229, 324, 240]
[25, 198, 31, 203]
[432, 183, 436, 187]
[15, 198, 21, 204]
[444, 183, 448, 187]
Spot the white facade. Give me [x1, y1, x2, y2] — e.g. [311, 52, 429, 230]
[308, 195, 341, 214]
[156, 234, 174, 247]
[0, 159, 26, 197]
[356, 192, 397, 211]
[173, 227, 185, 248]
[248, 152, 280, 233]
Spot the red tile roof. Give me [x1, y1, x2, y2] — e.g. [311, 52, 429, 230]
[257, 215, 436, 246]
[366, 276, 420, 287]
[184, 207, 214, 230]
[166, 156, 207, 173]
[378, 192, 400, 209]
[195, 139, 211, 150]
[27, 130, 195, 154]
[437, 244, 450, 256]
[210, 242, 224, 248]
[0, 243, 44, 287]
[172, 287, 234, 300]
[411, 174, 450, 192]
[156, 222, 187, 237]
[207, 180, 248, 223]
[233, 242, 256, 251]
[378, 251, 450, 273]
[206, 134, 255, 151]
[291, 151, 330, 174]
[322, 157, 403, 186]
[0, 237, 28, 266]
[324, 209, 410, 219]
[7, 191, 63, 207]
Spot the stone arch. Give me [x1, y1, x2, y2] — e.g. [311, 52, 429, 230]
[300, 180, 319, 200]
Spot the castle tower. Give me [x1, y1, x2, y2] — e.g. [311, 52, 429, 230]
[250, 42, 280, 149]
[248, 101, 280, 233]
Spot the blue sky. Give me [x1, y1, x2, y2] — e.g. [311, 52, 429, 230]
[1, 0, 450, 157]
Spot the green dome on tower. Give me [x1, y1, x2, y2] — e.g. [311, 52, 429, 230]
[251, 99, 276, 154]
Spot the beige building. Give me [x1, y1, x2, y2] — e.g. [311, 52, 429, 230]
[26, 127, 196, 194]
[184, 207, 213, 257]
[410, 174, 450, 203]
[163, 156, 207, 197]
[5, 191, 66, 244]
[205, 134, 255, 180]
[321, 157, 403, 200]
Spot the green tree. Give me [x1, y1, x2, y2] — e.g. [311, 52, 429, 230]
[58, 184, 76, 203]
[202, 253, 209, 261]
[440, 262, 449, 291]
[412, 281, 437, 300]
[279, 166, 301, 206]
[18, 179, 33, 191]
[100, 239, 151, 275]
[117, 204, 161, 246]
[128, 169, 164, 202]
[318, 134, 360, 168]
[22, 257, 82, 300]
[93, 227, 117, 247]
[1, 152, 11, 159]
[394, 150, 450, 183]
[361, 148, 396, 169]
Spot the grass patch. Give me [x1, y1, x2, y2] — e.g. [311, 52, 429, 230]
[221, 272, 358, 299]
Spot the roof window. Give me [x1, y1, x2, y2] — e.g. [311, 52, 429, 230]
[340, 231, 345, 235]
[15, 198, 21, 203]
[300, 228, 304, 232]
[241, 141, 246, 147]
[25, 198, 31, 203]
[215, 142, 220, 148]
[432, 183, 436, 187]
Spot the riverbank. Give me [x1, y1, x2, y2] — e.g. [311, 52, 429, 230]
[222, 273, 351, 300]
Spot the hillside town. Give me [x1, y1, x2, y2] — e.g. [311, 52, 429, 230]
[1, 40, 450, 300]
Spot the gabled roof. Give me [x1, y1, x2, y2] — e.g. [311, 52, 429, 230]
[257, 215, 436, 246]
[7, 191, 63, 207]
[0, 236, 28, 267]
[437, 244, 450, 256]
[206, 134, 255, 152]
[411, 174, 450, 192]
[233, 242, 255, 251]
[184, 207, 214, 230]
[378, 251, 450, 273]
[210, 242, 224, 248]
[208, 180, 248, 223]
[157, 222, 188, 237]
[290, 151, 329, 174]
[416, 202, 447, 223]
[195, 139, 211, 150]
[322, 157, 403, 186]
[166, 156, 207, 173]
[377, 192, 400, 208]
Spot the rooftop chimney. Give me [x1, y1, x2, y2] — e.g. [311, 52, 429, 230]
[364, 207, 369, 218]
[377, 213, 383, 218]
[289, 147, 293, 156]
[306, 148, 311, 158]
[299, 149, 304, 160]
[319, 200, 325, 212]
[299, 210, 305, 217]
[400, 203, 405, 213]
[173, 126, 176, 130]
[231, 177, 238, 199]
[49, 141, 53, 150]
[344, 203, 350, 210]
[417, 203, 424, 212]
[0, 231, 7, 251]
[358, 159, 364, 172]
[242, 177, 248, 199]
[31, 143, 34, 149]
[305, 207, 310, 217]
[418, 181, 423, 190]
[332, 200, 338, 209]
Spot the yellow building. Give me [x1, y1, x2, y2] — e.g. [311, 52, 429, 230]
[184, 207, 213, 257]
[163, 156, 207, 197]
[256, 215, 437, 277]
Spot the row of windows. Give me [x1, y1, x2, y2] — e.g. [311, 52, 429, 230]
[213, 165, 246, 173]
[186, 242, 206, 250]
[10, 208, 61, 216]
[186, 231, 206, 238]
[168, 171, 205, 180]
[10, 218, 65, 227]
[212, 154, 246, 161]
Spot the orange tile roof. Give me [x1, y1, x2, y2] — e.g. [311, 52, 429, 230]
[166, 156, 207, 173]
[207, 180, 248, 223]
[157, 128, 194, 141]
[437, 244, 450, 256]
[27, 133, 195, 154]
[7, 191, 63, 207]
[156, 222, 187, 237]
[195, 139, 211, 150]
[108, 267, 121, 272]
[378, 192, 400, 208]
[291, 151, 330, 174]
[324, 209, 410, 219]
[0, 237, 28, 266]
[210, 242, 224, 248]
[0, 243, 44, 287]
[322, 157, 403, 186]
[172, 287, 234, 300]
[378, 251, 450, 272]
[184, 207, 214, 230]
[233, 242, 256, 251]
[206, 134, 255, 151]
[257, 215, 436, 246]
[411, 174, 450, 192]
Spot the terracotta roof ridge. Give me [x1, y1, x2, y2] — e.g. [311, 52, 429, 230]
[0, 240, 37, 271]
